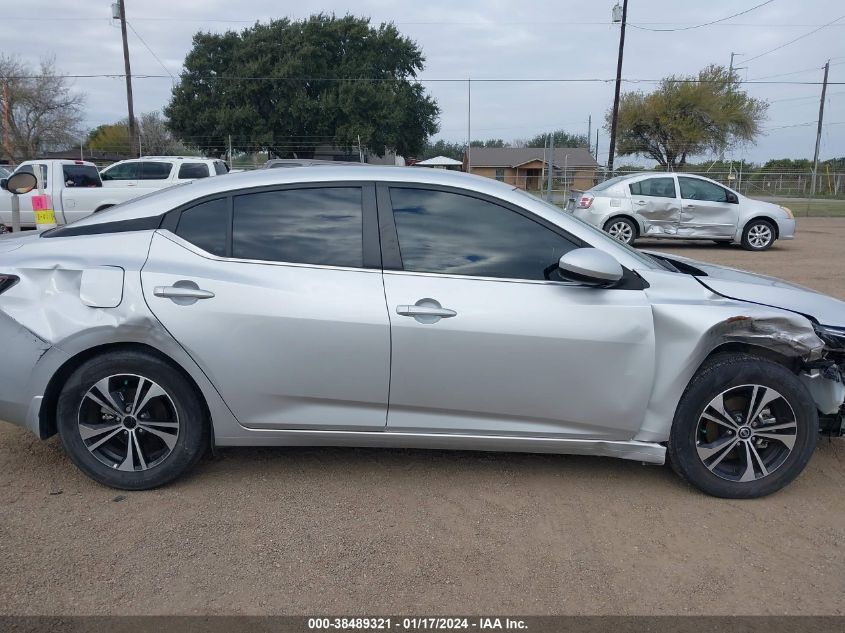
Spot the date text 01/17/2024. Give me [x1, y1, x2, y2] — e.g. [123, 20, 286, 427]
[307, 617, 528, 630]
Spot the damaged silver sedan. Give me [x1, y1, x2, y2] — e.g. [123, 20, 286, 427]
[0, 167, 842, 497]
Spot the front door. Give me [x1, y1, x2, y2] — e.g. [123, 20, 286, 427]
[628, 176, 681, 236]
[379, 185, 655, 440]
[141, 184, 391, 431]
[677, 176, 739, 238]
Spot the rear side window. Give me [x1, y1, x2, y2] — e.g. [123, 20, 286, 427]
[62, 165, 101, 188]
[178, 163, 211, 179]
[140, 161, 173, 180]
[232, 187, 363, 267]
[214, 161, 229, 175]
[101, 162, 139, 181]
[629, 177, 675, 198]
[175, 198, 228, 257]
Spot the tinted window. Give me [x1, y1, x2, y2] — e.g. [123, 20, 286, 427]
[178, 163, 210, 179]
[62, 165, 101, 188]
[678, 177, 729, 202]
[630, 177, 676, 198]
[390, 188, 577, 281]
[214, 161, 229, 175]
[140, 162, 172, 180]
[101, 163, 139, 180]
[175, 198, 228, 257]
[592, 175, 632, 191]
[14, 164, 48, 188]
[232, 187, 362, 266]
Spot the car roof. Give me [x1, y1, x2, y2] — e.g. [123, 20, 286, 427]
[68, 166, 521, 227]
[110, 157, 217, 163]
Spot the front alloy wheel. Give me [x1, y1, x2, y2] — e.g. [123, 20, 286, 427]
[741, 220, 775, 251]
[668, 353, 817, 498]
[695, 385, 797, 483]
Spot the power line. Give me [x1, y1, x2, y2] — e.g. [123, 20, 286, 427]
[750, 59, 845, 81]
[743, 15, 845, 64]
[6, 74, 843, 85]
[628, 0, 775, 32]
[126, 21, 175, 80]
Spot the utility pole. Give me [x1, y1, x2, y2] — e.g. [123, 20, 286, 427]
[466, 78, 472, 173]
[229, 134, 234, 168]
[587, 115, 592, 154]
[811, 60, 830, 197]
[595, 129, 599, 162]
[546, 133, 555, 197]
[607, 0, 628, 177]
[117, 0, 137, 158]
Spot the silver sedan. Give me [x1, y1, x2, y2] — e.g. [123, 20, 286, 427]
[569, 173, 796, 250]
[0, 167, 842, 497]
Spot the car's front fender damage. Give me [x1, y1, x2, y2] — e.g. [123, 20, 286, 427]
[636, 301, 845, 443]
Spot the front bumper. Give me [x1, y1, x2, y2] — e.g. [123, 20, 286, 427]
[777, 217, 796, 240]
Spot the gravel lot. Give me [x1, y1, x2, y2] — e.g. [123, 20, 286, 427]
[1, 218, 843, 616]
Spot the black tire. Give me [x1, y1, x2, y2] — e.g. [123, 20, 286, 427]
[741, 219, 776, 251]
[57, 350, 209, 490]
[668, 353, 818, 498]
[603, 216, 638, 245]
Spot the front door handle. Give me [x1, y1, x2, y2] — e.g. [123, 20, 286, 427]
[635, 200, 647, 206]
[154, 281, 215, 305]
[396, 305, 457, 318]
[396, 299, 457, 324]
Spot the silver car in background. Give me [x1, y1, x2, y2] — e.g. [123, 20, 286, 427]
[0, 166, 842, 498]
[569, 173, 796, 251]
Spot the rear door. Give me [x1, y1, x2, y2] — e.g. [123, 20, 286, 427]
[627, 176, 680, 236]
[677, 177, 738, 238]
[138, 161, 174, 189]
[141, 183, 391, 431]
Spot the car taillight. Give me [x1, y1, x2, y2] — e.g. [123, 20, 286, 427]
[578, 194, 594, 209]
[0, 274, 19, 295]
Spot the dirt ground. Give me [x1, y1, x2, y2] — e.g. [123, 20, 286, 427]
[1, 218, 843, 616]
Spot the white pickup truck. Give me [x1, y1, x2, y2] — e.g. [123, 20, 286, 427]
[0, 160, 151, 230]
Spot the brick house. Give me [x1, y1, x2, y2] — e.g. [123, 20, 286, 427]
[464, 147, 598, 191]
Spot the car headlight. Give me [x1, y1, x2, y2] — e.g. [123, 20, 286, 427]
[780, 206, 794, 219]
[814, 324, 845, 349]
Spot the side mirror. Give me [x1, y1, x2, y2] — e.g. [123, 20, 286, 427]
[558, 248, 623, 287]
[726, 192, 738, 204]
[2, 172, 37, 195]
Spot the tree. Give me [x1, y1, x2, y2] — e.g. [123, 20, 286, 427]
[0, 55, 85, 161]
[470, 138, 506, 148]
[165, 14, 440, 158]
[522, 129, 588, 148]
[87, 112, 191, 157]
[608, 65, 767, 169]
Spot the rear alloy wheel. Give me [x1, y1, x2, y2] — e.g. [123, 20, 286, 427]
[741, 220, 775, 251]
[668, 353, 817, 498]
[603, 217, 637, 245]
[57, 351, 209, 489]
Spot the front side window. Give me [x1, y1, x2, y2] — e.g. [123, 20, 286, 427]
[175, 198, 228, 257]
[390, 188, 578, 281]
[140, 161, 173, 180]
[15, 163, 49, 188]
[178, 163, 211, 179]
[232, 187, 363, 267]
[678, 177, 729, 202]
[630, 177, 676, 198]
[101, 162, 139, 181]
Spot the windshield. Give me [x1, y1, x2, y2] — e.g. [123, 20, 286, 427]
[514, 189, 663, 270]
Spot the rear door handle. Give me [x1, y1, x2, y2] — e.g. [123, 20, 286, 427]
[154, 286, 215, 299]
[396, 305, 457, 318]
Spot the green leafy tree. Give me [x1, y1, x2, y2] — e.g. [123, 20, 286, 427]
[470, 138, 506, 148]
[608, 65, 767, 169]
[165, 14, 439, 158]
[418, 140, 465, 161]
[522, 129, 588, 148]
